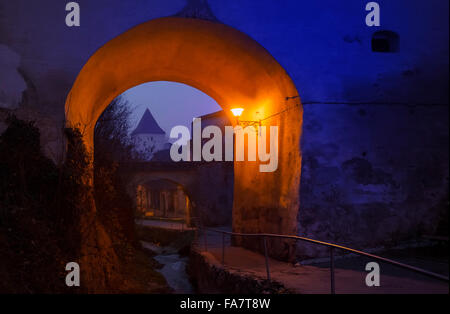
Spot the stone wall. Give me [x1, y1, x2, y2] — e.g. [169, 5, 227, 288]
[187, 249, 290, 294]
[298, 103, 449, 258]
[191, 162, 234, 226]
[0, 107, 65, 164]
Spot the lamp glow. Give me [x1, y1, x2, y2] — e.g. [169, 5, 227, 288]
[231, 108, 244, 117]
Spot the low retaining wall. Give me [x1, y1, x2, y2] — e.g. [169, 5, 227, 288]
[187, 248, 292, 294]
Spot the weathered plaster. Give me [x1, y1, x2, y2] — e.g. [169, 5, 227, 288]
[298, 104, 449, 258]
[0, 45, 26, 109]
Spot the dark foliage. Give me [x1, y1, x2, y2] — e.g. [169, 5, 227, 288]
[0, 115, 89, 292]
[0, 113, 168, 293]
[0, 116, 58, 221]
[94, 97, 137, 246]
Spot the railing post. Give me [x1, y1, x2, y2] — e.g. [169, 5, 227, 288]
[222, 233, 225, 265]
[330, 247, 335, 294]
[194, 226, 198, 246]
[263, 236, 271, 283]
[203, 227, 208, 251]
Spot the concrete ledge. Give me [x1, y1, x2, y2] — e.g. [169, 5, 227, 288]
[187, 248, 292, 294]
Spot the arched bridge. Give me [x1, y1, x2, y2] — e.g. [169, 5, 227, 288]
[120, 161, 234, 227]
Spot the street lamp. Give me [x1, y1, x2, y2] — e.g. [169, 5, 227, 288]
[230, 96, 300, 132]
[230, 108, 244, 118]
[230, 107, 261, 132]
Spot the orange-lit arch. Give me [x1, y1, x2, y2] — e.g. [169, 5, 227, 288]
[65, 17, 302, 260]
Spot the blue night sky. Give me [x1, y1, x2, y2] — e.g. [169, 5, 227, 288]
[122, 81, 221, 138]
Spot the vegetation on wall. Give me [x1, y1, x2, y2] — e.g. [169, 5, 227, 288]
[94, 96, 137, 245]
[0, 113, 169, 293]
[0, 116, 88, 292]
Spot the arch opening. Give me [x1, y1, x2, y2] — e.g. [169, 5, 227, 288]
[65, 17, 303, 260]
[94, 81, 233, 228]
[136, 179, 192, 221]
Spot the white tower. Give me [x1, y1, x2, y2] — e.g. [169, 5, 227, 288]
[131, 108, 168, 160]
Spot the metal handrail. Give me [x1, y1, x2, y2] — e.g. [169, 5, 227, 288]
[196, 225, 449, 293]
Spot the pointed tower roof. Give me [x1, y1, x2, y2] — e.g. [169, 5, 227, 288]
[131, 108, 165, 136]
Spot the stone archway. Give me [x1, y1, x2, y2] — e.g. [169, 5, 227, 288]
[122, 161, 233, 227]
[124, 167, 196, 219]
[133, 178, 194, 224]
[65, 17, 303, 260]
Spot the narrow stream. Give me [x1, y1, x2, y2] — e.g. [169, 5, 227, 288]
[141, 241, 194, 293]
